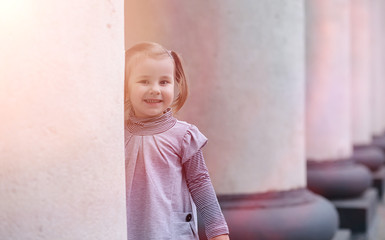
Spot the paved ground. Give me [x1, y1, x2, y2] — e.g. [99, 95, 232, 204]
[349, 198, 385, 240]
[376, 201, 385, 240]
[358, 199, 385, 240]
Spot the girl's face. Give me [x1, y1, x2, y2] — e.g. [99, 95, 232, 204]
[127, 56, 175, 118]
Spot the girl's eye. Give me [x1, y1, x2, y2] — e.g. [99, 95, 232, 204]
[160, 80, 171, 85]
[138, 80, 149, 85]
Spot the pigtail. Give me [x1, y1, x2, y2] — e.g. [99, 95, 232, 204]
[170, 51, 189, 113]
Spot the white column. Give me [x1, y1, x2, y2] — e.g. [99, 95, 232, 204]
[0, 1, 126, 239]
[377, 1, 385, 134]
[305, 0, 371, 199]
[370, 0, 385, 152]
[350, 0, 384, 172]
[381, 3, 385, 132]
[181, 4, 306, 195]
[306, 0, 352, 161]
[351, 0, 372, 146]
[369, 0, 384, 137]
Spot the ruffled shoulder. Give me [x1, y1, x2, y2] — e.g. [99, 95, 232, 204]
[181, 124, 208, 163]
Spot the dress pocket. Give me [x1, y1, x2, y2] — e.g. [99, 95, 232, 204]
[171, 212, 197, 239]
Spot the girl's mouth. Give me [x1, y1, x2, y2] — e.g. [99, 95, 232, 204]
[144, 99, 162, 103]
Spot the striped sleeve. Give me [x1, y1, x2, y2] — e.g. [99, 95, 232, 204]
[183, 149, 229, 239]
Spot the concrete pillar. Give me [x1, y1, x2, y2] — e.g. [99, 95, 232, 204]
[350, 0, 371, 145]
[0, 1, 126, 240]
[369, 0, 385, 202]
[382, 4, 385, 134]
[125, 1, 338, 239]
[306, 2, 380, 235]
[305, 0, 371, 199]
[371, 0, 385, 152]
[350, 0, 384, 172]
[369, 0, 385, 138]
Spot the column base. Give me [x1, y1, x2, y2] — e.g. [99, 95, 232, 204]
[352, 144, 385, 172]
[307, 158, 372, 199]
[199, 188, 338, 240]
[331, 188, 378, 233]
[331, 229, 351, 240]
[372, 134, 385, 155]
[373, 166, 385, 200]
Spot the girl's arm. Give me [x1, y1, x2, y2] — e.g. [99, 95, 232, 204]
[183, 149, 230, 240]
[210, 234, 230, 240]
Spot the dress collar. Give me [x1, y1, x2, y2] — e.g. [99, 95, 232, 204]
[126, 108, 177, 135]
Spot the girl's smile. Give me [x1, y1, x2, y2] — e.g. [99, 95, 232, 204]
[128, 56, 175, 118]
[144, 99, 162, 103]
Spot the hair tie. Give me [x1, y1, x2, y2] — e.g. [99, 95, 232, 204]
[167, 50, 173, 59]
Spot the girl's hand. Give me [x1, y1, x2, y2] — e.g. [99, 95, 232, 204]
[209, 234, 230, 240]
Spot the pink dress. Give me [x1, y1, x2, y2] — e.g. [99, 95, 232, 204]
[125, 110, 229, 239]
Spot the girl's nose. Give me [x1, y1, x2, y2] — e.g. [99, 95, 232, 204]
[149, 85, 160, 95]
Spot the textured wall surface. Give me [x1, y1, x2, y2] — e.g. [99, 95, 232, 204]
[125, 0, 306, 194]
[0, 1, 126, 239]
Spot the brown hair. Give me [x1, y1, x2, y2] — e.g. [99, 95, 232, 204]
[124, 42, 188, 115]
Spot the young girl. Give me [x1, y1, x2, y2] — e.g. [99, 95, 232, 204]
[125, 42, 230, 240]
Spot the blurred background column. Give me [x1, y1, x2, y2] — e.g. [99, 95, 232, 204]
[369, 0, 385, 140]
[0, 1, 126, 239]
[350, 0, 384, 173]
[305, 1, 375, 236]
[369, 0, 385, 201]
[370, 0, 385, 151]
[305, 0, 371, 199]
[125, 1, 338, 239]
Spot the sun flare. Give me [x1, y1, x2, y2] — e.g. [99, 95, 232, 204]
[0, 0, 29, 24]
